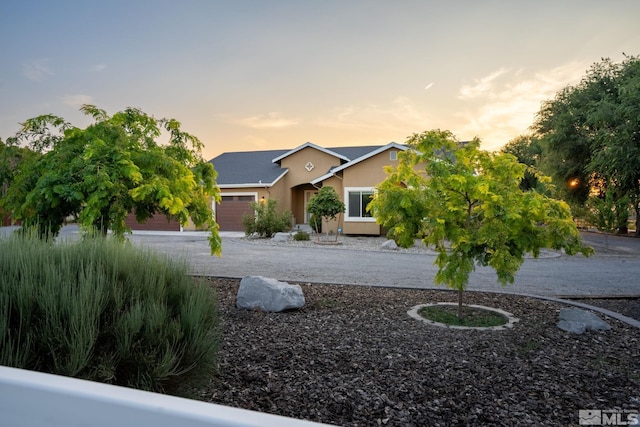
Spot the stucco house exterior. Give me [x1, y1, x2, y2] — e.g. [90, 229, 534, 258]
[210, 141, 408, 235]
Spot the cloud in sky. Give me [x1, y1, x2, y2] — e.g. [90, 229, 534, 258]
[318, 96, 429, 133]
[62, 94, 94, 106]
[454, 62, 588, 149]
[235, 112, 299, 129]
[22, 59, 54, 82]
[458, 68, 510, 100]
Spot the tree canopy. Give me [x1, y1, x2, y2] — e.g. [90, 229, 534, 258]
[1, 105, 221, 254]
[306, 186, 345, 239]
[370, 130, 591, 314]
[533, 55, 640, 234]
[501, 134, 543, 192]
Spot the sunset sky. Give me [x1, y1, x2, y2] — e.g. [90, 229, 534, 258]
[1, 0, 639, 160]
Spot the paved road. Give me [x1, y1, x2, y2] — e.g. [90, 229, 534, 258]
[2, 226, 639, 298]
[126, 230, 640, 298]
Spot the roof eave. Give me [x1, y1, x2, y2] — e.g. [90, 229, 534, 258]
[218, 169, 289, 189]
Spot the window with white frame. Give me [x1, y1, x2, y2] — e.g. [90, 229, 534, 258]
[345, 187, 375, 221]
[390, 150, 397, 161]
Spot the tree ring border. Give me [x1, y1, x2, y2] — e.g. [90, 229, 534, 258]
[407, 303, 520, 331]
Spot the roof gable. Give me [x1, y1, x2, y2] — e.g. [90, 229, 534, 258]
[311, 142, 407, 185]
[271, 142, 350, 164]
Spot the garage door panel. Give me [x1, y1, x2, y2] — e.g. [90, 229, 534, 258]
[125, 212, 181, 231]
[216, 195, 255, 231]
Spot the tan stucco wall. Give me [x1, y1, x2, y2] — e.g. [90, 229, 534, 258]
[280, 147, 343, 188]
[280, 147, 345, 225]
[339, 149, 397, 235]
[342, 149, 398, 186]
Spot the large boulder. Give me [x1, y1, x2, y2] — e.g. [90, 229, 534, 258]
[557, 308, 611, 334]
[236, 276, 305, 312]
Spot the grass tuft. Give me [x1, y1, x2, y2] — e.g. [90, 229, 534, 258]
[419, 305, 507, 327]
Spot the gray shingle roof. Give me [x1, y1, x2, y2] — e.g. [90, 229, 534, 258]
[211, 149, 289, 186]
[209, 144, 394, 186]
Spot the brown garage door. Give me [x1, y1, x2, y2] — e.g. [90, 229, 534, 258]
[216, 195, 255, 231]
[124, 212, 181, 231]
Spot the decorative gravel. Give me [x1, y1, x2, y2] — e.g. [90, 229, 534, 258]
[201, 277, 640, 426]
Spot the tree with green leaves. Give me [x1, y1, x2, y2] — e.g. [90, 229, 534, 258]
[534, 55, 640, 234]
[369, 130, 592, 317]
[1, 105, 222, 254]
[501, 134, 543, 192]
[1, 138, 38, 223]
[306, 186, 345, 241]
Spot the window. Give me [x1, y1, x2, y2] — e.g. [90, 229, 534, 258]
[390, 150, 397, 161]
[345, 188, 375, 221]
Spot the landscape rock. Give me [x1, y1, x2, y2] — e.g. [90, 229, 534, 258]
[271, 232, 290, 242]
[236, 276, 305, 312]
[557, 307, 611, 334]
[557, 320, 587, 334]
[381, 239, 398, 250]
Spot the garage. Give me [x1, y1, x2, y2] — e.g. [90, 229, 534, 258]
[124, 212, 181, 231]
[216, 195, 255, 231]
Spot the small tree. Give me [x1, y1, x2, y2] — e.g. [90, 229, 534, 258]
[306, 186, 345, 241]
[369, 130, 592, 318]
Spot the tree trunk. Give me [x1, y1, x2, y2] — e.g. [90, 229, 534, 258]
[457, 288, 463, 319]
[636, 202, 640, 237]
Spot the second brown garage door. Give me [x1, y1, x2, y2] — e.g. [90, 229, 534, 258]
[216, 195, 255, 231]
[124, 212, 181, 231]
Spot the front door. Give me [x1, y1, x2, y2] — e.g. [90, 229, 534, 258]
[304, 190, 318, 223]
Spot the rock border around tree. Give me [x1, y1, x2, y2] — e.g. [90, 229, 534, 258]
[407, 303, 520, 331]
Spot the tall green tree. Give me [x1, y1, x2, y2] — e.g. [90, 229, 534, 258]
[534, 55, 640, 234]
[501, 134, 543, 191]
[1, 137, 38, 196]
[1, 105, 221, 254]
[369, 130, 591, 317]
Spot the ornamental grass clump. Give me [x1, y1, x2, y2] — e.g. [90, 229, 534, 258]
[0, 234, 219, 395]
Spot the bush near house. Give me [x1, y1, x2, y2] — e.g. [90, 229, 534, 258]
[242, 199, 292, 237]
[0, 234, 220, 396]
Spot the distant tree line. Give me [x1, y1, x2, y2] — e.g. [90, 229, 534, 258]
[502, 55, 640, 236]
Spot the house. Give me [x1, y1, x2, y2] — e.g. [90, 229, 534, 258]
[210, 141, 408, 235]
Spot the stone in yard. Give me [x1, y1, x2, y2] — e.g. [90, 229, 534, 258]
[381, 239, 398, 250]
[557, 308, 611, 334]
[236, 276, 305, 312]
[557, 320, 587, 334]
[271, 232, 290, 242]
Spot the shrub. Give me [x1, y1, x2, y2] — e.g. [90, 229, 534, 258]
[0, 234, 219, 396]
[242, 199, 292, 237]
[293, 230, 310, 241]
